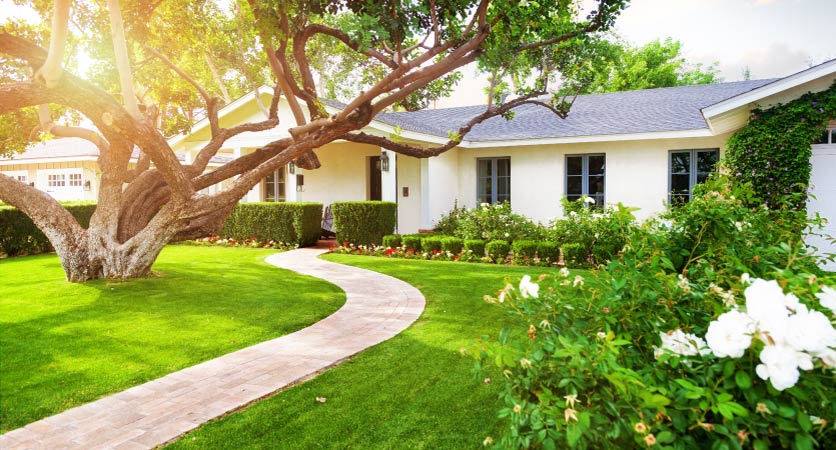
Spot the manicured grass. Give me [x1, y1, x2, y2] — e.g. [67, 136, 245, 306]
[168, 255, 586, 450]
[0, 246, 344, 433]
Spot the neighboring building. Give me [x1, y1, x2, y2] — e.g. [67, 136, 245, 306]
[4, 59, 834, 267]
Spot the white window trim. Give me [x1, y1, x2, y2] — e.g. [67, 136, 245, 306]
[2, 170, 29, 184]
[41, 168, 83, 191]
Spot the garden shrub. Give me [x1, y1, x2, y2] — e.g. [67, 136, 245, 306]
[382, 234, 402, 248]
[220, 202, 322, 246]
[332, 201, 397, 246]
[0, 202, 96, 256]
[726, 81, 836, 208]
[485, 240, 510, 263]
[512, 240, 538, 265]
[401, 234, 422, 252]
[561, 242, 586, 267]
[473, 175, 836, 449]
[464, 239, 486, 257]
[551, 198, 628, 266]
[421, 236, 443, 252]
[455, 202, 544, 243]
[434, 202, 469, 235]
[440, 236, 464, 255]
[536, 241, 560, 264]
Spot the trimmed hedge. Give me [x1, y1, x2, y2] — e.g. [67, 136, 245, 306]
[440, 236, 464, 255]
[332, 201, 397, 246]
[402, 234, 422, 251]
[486, 240, 510, 263]
[421, 236, 443, 252]
[512, 240, 538, 265]
[382, 234, 402, 248]
[0, 202, 97, 256]
[562, 243, 586, 267]
[220, 202, 322, 246]
[464, 239, 486, 257]
[537, 241, 560, 264]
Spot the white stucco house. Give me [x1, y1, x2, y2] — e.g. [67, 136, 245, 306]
[3, 59, 835, 265]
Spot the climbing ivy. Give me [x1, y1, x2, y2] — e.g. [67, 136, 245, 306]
[726, 81, 836, 208]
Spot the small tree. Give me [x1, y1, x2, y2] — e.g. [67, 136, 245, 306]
[0, 0, 627, 281]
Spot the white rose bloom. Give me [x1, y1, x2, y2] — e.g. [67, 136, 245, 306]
[519, 275, 540, 299]
[745, 278, 791, 344]
[813, 348, 836, 368]
[584, 197, 596, 204]
[740, 273, 751, 285]
[559, 267, 570, 277]
[786, 308, 836, 354]
[815, 285, 836, 314]
[755, 344, 810, 391]
[705, 310, 755, 358]
[656, 329, 710, 358]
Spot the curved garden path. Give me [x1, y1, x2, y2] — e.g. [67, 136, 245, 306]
[0, 246, 425, 450]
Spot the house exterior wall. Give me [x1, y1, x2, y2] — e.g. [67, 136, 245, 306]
[451, 134, 733, 224]
[295, 142, 381, 207]
[396, 154, 422, 233]
[1, 160, 99, 202]
[809, 144, 836, 270]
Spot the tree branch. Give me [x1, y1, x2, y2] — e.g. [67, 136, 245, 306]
[37, 0, 70, 88]
[106, 0, 142, 119]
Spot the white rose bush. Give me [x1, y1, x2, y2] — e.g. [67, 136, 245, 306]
[474, 175, 835, 449]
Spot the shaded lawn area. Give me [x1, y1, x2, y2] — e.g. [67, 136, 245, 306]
[168, 255, 588, 450]
[0, 245, 344, 433]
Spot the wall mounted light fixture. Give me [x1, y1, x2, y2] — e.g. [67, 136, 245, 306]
[380, 151, 390, 172]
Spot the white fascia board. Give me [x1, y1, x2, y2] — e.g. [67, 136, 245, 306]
[460, 128, 715, 148]
[168, 85, 276, 148]
[0, 156, 99, 166]
[702, 59, 836, 119]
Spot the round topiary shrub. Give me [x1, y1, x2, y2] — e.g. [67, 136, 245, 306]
[536, 241, 560, 264]
[382, 234, 402, 248]
[440, 236, 464, 255]
[464, 239, 486, 258]
[421, 236, 443, 252]
[485, 240, 510, 263]
[401, 234, 422, 252]
[512, 240, 538, 265]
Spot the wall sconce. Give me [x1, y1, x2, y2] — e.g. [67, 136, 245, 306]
[380, 151, 390, 172]
[83, 180, 91, 191]
[296, 174, 305, 192]
[288, 161, 296, 174]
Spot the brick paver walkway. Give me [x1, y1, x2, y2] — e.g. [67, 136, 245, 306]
[0, 246, 425, 450]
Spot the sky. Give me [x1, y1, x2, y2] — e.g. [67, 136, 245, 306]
[3, 0, 835, 107]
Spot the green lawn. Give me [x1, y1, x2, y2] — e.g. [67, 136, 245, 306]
[168, 255, 582, 450]
[0, 246, 344, 433]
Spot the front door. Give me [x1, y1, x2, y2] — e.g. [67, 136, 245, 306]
[369, 156, 382, 200]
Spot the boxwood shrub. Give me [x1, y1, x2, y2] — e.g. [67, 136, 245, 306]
[332, 201, 397, 246]
[440, 236, 464, 255]
[561, 242, 587, 267]
[0, 202, 97, 256]
[512, 240, 538, 265]
[420, 236, 443, 252]
[536, 241, 560, 264]
[464, 239, 486, 257]
[402, 234, 422, 252]
[382, 234, 402, 248]
[485, 240, 510, 263]
[220, 202, 322, 246]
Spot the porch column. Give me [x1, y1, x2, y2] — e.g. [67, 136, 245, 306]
[287, 164, 300, 201]
[420, 158, 431, 230]
[381, 149, 397, 203]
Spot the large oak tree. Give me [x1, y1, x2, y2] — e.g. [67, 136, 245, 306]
[0, 0, 627, 281]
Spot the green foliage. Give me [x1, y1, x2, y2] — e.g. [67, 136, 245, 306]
[440, 236, 464, 255]
[551, 198, 630, 266]
[536, 241, 560, 264]
[382, 234, 402, 248]
[557, 36, 721, 95]
[512, 240, 538, 265]
[0, 203, 96, 256]
[401, 234, 423, 252]
[474, 174, 835, 449]
[220, 202, 323, 246]
[486, 240, 511, 263]
[454, 202, 544, 243]
[421, 236, 443, 252]
[726, 82, 836, 207]
[465, 239, 486, 257]
[434, 202, 469, 236]
[333, 201, 397, 246]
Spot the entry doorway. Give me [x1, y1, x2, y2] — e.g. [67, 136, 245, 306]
[369, 156, 382, 200]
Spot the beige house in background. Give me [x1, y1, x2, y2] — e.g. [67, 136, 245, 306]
[3, 59, 835, 267]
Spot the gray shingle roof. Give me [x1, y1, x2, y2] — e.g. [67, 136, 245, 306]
[374, 79, 777, 141]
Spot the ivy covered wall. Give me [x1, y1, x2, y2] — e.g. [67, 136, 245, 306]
[726, 81, 836, 207]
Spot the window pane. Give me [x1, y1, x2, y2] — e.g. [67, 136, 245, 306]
[478, 159, 491, 177]
[497, 158, 510, 177]
[497, 177, 510, 199]
[567, 156, 582, 175]
[588, 155, 605, 176]
[697, 150, 719, 174]
[589, 175, 605, 196]
[831, 129, 836, 144]
[566, 195, 581, 203]
[567, 176, 582, 195]
[671, 152, 690, 174]
[671, 174, 690, 195]
[264, 172, 276, 202]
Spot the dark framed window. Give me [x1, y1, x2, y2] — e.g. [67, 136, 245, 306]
[814, 127, 836, 145]
[669, 149, 719, 203]
[263, 167, 286, 202]
[477, 157, 510, 204]
[565, 154, 605, 205]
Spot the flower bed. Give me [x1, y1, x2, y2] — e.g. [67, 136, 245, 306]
[183, 236, 299, 251]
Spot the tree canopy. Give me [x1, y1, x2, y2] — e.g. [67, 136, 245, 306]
[0, 0, 628, 281]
